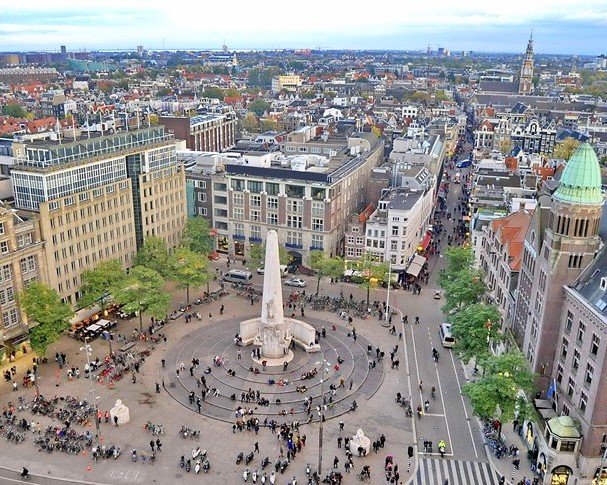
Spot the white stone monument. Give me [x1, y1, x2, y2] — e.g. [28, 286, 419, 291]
[351, 428, 371, 455]
[239, 230, 320, 361]
[109, 399, 130, 425]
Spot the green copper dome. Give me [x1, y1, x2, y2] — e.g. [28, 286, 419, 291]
[553, 143, 604, 205]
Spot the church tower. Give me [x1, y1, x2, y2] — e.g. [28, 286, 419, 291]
[521, 144, 604, 383]
[518, 34, 534, 95]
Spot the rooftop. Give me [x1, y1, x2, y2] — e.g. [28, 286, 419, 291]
[552, 143, 603, 205]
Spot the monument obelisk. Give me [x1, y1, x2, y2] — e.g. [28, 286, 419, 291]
[257, 230, 291, 358]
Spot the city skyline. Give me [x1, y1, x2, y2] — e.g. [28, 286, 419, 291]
[1, 0, 606, 56]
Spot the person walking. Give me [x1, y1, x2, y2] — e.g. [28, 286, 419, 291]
[155, 439, 162, 452]
[149, 440, 155, 452]
[333, 456, 339, 468]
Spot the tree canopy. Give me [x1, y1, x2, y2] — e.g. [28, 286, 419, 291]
[167, 247, 211, 304]
[2, 103, 27, 118]
[248, 99, 271, 117]
[18, 282, 74, 355]
[182, 217, 215, 255]
[355, 252, 390, 305]
[79, 259, 126, 309]
[450, 303, 503, 364]
[463, 350, 535, 424]
[112, 266, 171, 332]
[553, 138, 581, 161]
[310, 251, 344, 295]
[134, 236, 170, 277]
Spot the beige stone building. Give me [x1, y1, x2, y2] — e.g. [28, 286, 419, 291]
[0, 206, 46, 350]
[10, 126, 185, 304]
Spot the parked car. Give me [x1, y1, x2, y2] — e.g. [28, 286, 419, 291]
[285, 277, 306, 287]
[456, 159, 472, 168]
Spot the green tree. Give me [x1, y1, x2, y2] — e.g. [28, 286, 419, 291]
[2, 104, 27, 118]
[134, 236, 170, 276]
[203, 87, 224, 100]
[18, 282, 74, 355]
[240, 112, 259, 134]
[167, 247, 210, 305]
[249, 99, 270, 117]
[440, 267, 487, 313]
[310, 251, 344, 295]
[450, 303, 502, 364]
[357, 252, 390, 306]
[113, 266, 171, 333]
[553, 138, 581, 160]
[183, 217, 214, 255]
[79, 259, 126, 310]
[463, 350, 535, 427]
[249, 243, 289, 270]
[224, 88, 241, 98]
[260, 118, 278, 132]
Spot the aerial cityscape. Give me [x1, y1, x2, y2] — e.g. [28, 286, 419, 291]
[0, 19, 606, 485]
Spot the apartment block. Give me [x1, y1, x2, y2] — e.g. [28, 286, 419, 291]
[210, 132, 383, 264]
[159, 113, 236, 152]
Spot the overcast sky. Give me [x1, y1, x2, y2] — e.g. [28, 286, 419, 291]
[1, 0, 605, 55]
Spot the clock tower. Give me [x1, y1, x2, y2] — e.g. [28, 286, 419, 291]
[518, 34, 534, 95]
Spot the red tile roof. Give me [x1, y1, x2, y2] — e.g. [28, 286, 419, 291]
[489, 210, 534, 271]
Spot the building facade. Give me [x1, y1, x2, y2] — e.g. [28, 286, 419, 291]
[0, 207, 46, 350]
[159, 113, 236, 153]
[210, 133, 383, 264]
[10, 126, 185, 303]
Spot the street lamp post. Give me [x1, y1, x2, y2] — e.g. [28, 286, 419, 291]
[385, 261, 392, 322]
[81, 337, 101, 446]
[316, 360, 331, 477]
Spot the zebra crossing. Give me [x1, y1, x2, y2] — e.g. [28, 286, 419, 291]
[414, 457, 502, 485]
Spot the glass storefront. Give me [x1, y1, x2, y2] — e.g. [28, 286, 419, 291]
[217, 236, 229, 253]
[551, 466, 572, 485]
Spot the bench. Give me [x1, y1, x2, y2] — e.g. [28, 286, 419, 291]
[119, 342, 136, 353]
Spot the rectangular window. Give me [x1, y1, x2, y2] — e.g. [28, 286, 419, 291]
[579, 390, 588, 413]
[266, 183, 279, 196]
[0, 241, 8, 254]
[591, 334, 600, 357]
[232, 193, 244, 206]
[287, 231, 303, 246]
[577, 321, 586, 343]
[392, 226, 399, 236]
[250, 210, 261, 222]
[311, 234, 324, 249]
[234, 223, 244, 237]
[197, 192, 207, 202]
[286, 185, 305, 199]
[213, 182, 227, 192]
[567, 377, 575, 397]
[248, 180, 263, 193]
[561, 337, 568, 360]
[572, 349, 580, 370]
[585, 363, 594, 386]
[267, 213, 278, 225]
[287, 200, 303, 213]
[251, 226, 261, 240]
[0, 223, 4, 235]
[287, 215, 303, 229]
[267, 197, 278, 210]
[312, 218, 324, 232]
[391, 241, 398, 251]
[233, 207, 244, 221]
[556, 363, 564, 384]
[312, 201, 325, 216]
[0, 264, 11, 282]
[565, 311, 573, 334]
[231, 179, 245, 191]
[250, 195, 262, 207]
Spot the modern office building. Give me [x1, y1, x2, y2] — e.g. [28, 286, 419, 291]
[10, 126, 185, 303]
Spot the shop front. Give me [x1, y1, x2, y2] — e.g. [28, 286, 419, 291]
[550, 465, 573, 485]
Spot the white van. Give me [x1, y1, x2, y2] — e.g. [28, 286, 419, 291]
[223, 269, 253, 284]
[256, 265, 289, 277]
[438, 323, 456, 348]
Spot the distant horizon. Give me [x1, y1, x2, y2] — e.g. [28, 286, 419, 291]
[1, 0, 606, 57]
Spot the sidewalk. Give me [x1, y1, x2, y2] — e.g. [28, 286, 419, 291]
[461, 362, 541, 485]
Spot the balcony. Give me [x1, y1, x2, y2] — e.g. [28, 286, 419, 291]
[249, 237, 262, 243]
[232, 234, 245, 241]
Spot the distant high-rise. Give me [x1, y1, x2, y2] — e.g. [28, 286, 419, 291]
[518, 34, 534, 95]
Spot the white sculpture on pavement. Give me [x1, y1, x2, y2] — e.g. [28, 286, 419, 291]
[109, 399, 130, 425]
[351, 428, 371, 455]
[239, 230, 320, 360]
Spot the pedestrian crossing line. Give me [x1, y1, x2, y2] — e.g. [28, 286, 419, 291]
[418, 452, 454, 458]
[414, 457, 500, 485]
[424, 412, 446, 417]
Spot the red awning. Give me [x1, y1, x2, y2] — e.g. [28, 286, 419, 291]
[419, 231, 432, 251]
